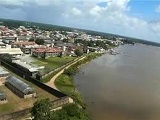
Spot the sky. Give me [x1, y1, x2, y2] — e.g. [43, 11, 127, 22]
[0, 0, 160, 42]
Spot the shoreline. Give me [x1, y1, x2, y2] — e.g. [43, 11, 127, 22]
[45, 56, 86, 90]
[54, 52, 104, 107]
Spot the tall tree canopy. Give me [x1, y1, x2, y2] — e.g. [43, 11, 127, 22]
[74, 48, 83, 56]
[35, 38, 44, 45]
[31, 98, 52, 120]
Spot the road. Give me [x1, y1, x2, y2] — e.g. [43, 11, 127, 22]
[45, 56, 86, 90]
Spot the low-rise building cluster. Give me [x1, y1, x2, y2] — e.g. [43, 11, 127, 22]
[0, 25, 125, 80]
[0, 66, 36, 104]
[0, 25, 124, 59]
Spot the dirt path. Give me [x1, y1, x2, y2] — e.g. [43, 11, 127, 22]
[45, 56, 86, 90]
[0, 78, 5, 86]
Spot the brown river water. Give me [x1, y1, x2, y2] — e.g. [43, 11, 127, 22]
[74, 44, 160, 120]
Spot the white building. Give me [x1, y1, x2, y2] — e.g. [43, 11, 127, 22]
[0, 45, 23, 56]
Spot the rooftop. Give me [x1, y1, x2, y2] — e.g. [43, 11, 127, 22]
[13, 60, 40, 72]
[32, 47, 62, 53]
[6, 76, 34, 94]
[0, 91, 6, 100]
[0, 66, 9, 75]
[11, 41, 36, 46]
[0, 48, 23, 55]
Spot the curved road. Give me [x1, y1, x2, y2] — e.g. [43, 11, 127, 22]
[45, 56, 86, 90]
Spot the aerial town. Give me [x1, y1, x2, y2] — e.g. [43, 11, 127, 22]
[0, 24, 124, 119]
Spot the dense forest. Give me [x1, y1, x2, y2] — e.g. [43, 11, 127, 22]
[0, 18, 160, 47]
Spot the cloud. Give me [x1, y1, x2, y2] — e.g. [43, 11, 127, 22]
[150, 22, 160, 36]
[0, 0, 160, 42]
[0, 6, 26, 20]
[0, 0, 25, 6]
[89, 5, 106, 17]
[72, 7, 82, 16]
[155, 4, 160, 13]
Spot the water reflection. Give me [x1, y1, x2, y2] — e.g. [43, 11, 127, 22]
[74, 44, 160, 120]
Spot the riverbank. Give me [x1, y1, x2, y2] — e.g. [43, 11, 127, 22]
[45, 56, 86, 89]
[55, 52, 103, 108]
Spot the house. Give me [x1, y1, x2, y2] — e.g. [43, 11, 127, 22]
[0, 66, 10, 77]
[32, 47, 62, 58]
[11, 41, 36, 48]
[13, 60, 44, 78]
[0, 91, 7, 103]
[0, 45, 23, 56]
[17, 36, 30, 42]
[44, 39, 55, 47]
[2, 37, 16, 44]
[5, 76, 36, 98]
[0, 40, 6, 48]
[11, 41, 37, 54]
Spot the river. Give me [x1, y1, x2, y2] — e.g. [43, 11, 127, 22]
[74, 44, 160, 120]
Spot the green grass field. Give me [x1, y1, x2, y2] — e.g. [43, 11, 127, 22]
[32, 56, 76, 74]
[55, 74, 84, 107]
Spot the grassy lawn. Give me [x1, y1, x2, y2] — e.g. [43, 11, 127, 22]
[32, 56, 76, 74]
[55, 74, 84, 107]
[42, 68, 63, 83]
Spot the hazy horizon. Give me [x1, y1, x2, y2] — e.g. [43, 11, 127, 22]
[0, 0, 160, 42]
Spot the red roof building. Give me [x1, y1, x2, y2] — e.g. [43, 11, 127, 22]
[32, 47, 62, 58]
[11, 42, 36, 47]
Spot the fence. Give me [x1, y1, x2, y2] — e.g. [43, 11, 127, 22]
[0, 57, 76, 119]
[0, 96, 72, 120]
[0, 59, 66, 98]
[0, 108, 31, 120]
[0, 58, 74, 120]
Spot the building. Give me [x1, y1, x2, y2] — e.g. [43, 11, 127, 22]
[0, 40, 6, 48]
[13, 60, 44, 78]
[0, 45, 23, 56]
[0, 66, 10, 77]
[5, 76, 36, 98]
[17, 36, 29, 41]
[0, 91, 7, 103]
[0, 47, 23, 56]
[11, 41, 37, 54]
[32, 47, 62, 58]
[11, 41, 36, 48]
[2, 37, 16, 44]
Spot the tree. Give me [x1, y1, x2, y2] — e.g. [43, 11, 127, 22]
[16, 30, 20, 35]
[35, 38, 44, 45]
[64, 67, 77, 76]
[52, 109, 68, 120]
[63, 104, 81, 117]
[62, 38, 68, 43]
[52, 103, 90, 120]
[74, 48, 83, 56]
[58, 51, 63, 58]
[31, 98, 52, 120]
[29, 37, 35, 42]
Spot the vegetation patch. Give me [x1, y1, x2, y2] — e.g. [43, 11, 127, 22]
[32, 56, 75, 75]
[55, 74, 84, 107]
[31, 98, 90, 120]
[42, 68, 63, 83]
[55, 53, 102, 107]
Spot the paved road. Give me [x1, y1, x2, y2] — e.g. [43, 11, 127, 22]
[45, 56, 86, 90]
